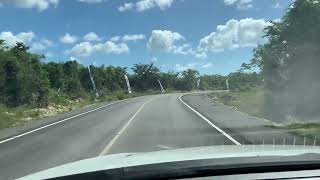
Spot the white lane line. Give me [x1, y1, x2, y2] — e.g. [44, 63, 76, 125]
[0, 99, 128, 145]
[99, 98, 154, 156]
[179, 94, 241, 146]
[157, 145, 174, 150]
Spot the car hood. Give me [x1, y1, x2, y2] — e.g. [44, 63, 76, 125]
[19, 145, 320, 180]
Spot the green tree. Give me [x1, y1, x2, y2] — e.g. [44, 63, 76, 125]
[0, 41, 50, 107]
[160, 71, 180, 90]
[131, 63, 160, 91]
[200, 74, 226, 90]
[242, 0, 320, 121]
[2, 59, 21, 106]
[180, 69, 199, 91]
[44, 62, 65, 90]
[63, 61, 81, 98]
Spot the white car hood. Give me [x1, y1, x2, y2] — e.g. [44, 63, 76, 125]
[19, 145, 320, 180]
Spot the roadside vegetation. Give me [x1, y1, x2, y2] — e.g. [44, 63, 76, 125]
[209, 88, 266, 119]
[0, 89, 162, 129]
[211, 0, 320, 139]
[241, 0, 320, 123]
[211, 87, 320, 139]
[0, 40, 257, 129]
[268, 123, 320, 139]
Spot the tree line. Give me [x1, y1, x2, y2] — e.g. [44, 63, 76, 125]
[242, 0, 320, 121]
[0, 40, 261, 108]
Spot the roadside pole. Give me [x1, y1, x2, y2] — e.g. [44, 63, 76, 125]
[226, 79, 229, 90]
[197, 79, 201, 89]
[158, 79, 165, 93]
[88, 66, 99, 98]
[124, 74, 132, 94]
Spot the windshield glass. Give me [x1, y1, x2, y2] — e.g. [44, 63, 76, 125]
[0, 0, 319, 179]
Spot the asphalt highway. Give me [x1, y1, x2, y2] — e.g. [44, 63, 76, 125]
[0, 93, 237, 179]
[0, 93, 303, 179]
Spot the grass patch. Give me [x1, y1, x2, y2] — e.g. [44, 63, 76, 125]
[268, 122, 320, 139]
[0, 105, 38, 129]
[210, 88, 266, 118]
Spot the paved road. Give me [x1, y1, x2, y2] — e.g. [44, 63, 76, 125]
[0, 93, 235, 179]
[106, 94, 233, 154]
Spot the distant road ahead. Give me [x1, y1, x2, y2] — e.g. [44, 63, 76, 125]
[0, 93, 235, 179]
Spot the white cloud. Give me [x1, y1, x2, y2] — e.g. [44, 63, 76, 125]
[31, 39, 54, 51]
[0, 31, 55, 52]
[173, 43, 194, 55]
[147, 30, 206, 59]
[148, 30, 184, 52]
[83, 32, 101, 41]
[136, 0, 159, 11]
[60, 33, 78, 44]
[67, 41, 129, 57]
[172, 44, 206, 59]
[198, 18, 271, 53]
[144, 19, 270, 59]
[77, 0, 103, 3]
[194, 52, 207, 59]
[41, 38, 54, 46]
[66, 42, 94, 57]
[118, 0, 174, 12]
[176, 62, 213, 71]
[175, 63, 198, 71]
[95, 41, 130, 54]
[0, 31, 35, 46]
[0, 0, 59, 11]
[110, 36, 121, 42]
[69, 56, 77, 61]
[118, 3, 134, 12]
[110, 34, 145, 42]
[122, 34, 145, 42]
[224, 0, 253, 9]
[201, 62, 213, 68]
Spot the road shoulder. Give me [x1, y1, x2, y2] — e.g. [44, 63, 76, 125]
[182, 93, 309, 145]
[0, 99, 126, 142]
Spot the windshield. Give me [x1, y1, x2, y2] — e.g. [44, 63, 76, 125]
[0, 0, 319, 179]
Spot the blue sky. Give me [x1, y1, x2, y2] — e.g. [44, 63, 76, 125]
[0, 0, 292, 74]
